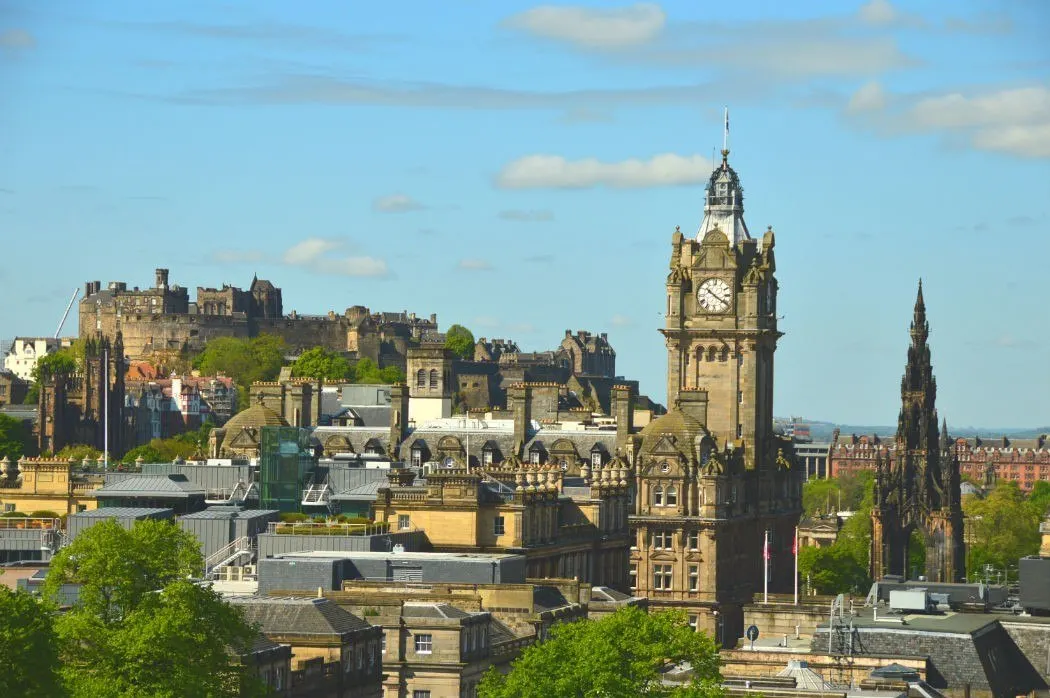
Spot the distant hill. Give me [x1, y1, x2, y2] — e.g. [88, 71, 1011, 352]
[775, 418, 1049, 443]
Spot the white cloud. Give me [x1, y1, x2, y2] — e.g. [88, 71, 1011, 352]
[858, 0, 924, 28]
[0, 29, 35, 53]
[497, 153, 712, 189]
[910, 87, 1050, 130]
[213, 249, 265, 264]
[458, 258, 493, 271]
[372, 193, 425, 213]
[281, 237, 388, 277]
[498, 209, 555, 222]
[847, 81, 887, 113]
[610, 314, 633, 327]
[504, 3, 665, 49]
[847, 85, 1050, 159]
[282, 237, 342, 265]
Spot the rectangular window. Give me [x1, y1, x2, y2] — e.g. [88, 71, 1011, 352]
[736, 424, 743, 439]
[493, 516, 505, 535]
[738, 390, 743, 404]
[2, 504, 14, 513]
[687, 531, 699, 550]
[688, 615, 698, 631]
[689, 565, 699, 591]
[382, 634, 387, 654]
[653, 530, 673, 549]
[413, 691, 432, 698]
[411, 450, 423, 467]
[629, 564, 637, 590]
[398, 514, 411, 530]
[414, 634, 433, 654]
[653, 564, 673, 590]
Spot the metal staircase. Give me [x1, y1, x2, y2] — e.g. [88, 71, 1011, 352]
[204, 536, 256, 580]
[301, 476, 331, 507]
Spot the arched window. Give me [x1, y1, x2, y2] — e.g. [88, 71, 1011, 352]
[719, 347, 728, 362]
[416, 369, 426, 388]
[429, 369, 438, 389]
[696, 346, 705, 362]
[707, 347, 717, 362]
[653, 485, 664, 506]
[666, 486, 678, 506]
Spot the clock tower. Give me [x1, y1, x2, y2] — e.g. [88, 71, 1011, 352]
[661, 145, 781, 471]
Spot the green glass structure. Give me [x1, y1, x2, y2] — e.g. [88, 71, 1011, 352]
[259, 426, 314, 512]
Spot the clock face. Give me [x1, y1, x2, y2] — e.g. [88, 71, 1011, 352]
[697, 278, 732, 313]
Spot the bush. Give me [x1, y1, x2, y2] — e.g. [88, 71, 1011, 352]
[278, 513, 310, 523]
[0, 511, 28, 518]
[29, 511, 61, 519]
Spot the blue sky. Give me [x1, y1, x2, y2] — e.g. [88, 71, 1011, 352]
[2, 0, 1048, 429]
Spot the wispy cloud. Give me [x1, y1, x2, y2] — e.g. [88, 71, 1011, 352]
[610, 314, 633, 327]
[372, 193, 426, 213]
[497, 153, 712, 189]
[458, 258, 493, 271]
[114, 19, 389, 52]
[281, 237, 389, 278]
[847, 81, 887, 113]
[524, 254, 555, 264]
[498, 209, 554, 222]
[846, 84, 1050, 159]
[213, 249, 266, 264]
[857, 0, 925, 29]
[503, 3, 666, 49]
[942, 13, 1013, 35]
[0, 29, 35, 54]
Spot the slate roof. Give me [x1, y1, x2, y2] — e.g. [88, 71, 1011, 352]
[401, 602, 473, 620]
[232, 597, 373, 637]
[68, 507, 173, 518]
[330, 480, 386, 501]
[92, 474, 204, 498]
[533, 586, 573, 613]
[590, 586, 633, 603]
[488, 617, 520, 646]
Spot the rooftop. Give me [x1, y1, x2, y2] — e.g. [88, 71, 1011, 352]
[230, 596, 373, 636]
[275, 550, 523, 562]
[68, 507, 173, 518]
[92, 474, 204, 499]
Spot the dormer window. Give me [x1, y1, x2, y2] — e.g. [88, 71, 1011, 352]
[591, 451, 602, 467]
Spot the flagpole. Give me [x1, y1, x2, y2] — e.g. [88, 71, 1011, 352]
[794, 526, 799, 605]
[763, 528, 769, 604]
[103, 347, 109, 473]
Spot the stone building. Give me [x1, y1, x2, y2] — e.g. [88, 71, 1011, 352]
[3, 337, 64, 382]
[830, 432, 1050, 491]
[372, 459, 631, 588]
[79, 268, 437, 370]
[871, 283, 965, 583]
[629, 145, 802, 643]
[38, 332, 130, 457]
[0, 369, 29, 407]
[0, 456, 102, 515]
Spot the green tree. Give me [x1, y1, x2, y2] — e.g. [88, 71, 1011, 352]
[964, 481, 1042, 575]
[55, 445, 103, 463]
[23, 381, 40, 404]
[0, 587, 64, 697]
[352, 357, 406, 384]
[290, 347, 352, 381]
[0, 413, 32, 462]
[32, 349, 78, 381]
[44, 519, 262, 697]
[838, 470, 875, 511]
[1029, 480, 1050, 517]
[445, 324, 475, 360]
[193, 335, 285, 393]
[120, 437, 199, 464]
[799, 545, 870, 595]
[802, 478, 839, 516]
[478, 607, 723, 698]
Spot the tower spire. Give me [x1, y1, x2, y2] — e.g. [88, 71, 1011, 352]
[911, 279, 928, 345]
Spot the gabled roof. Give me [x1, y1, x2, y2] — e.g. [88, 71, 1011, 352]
[92, 474, 204, 499]
[401, 602, 473, 620]
[232, 597, 372, 637]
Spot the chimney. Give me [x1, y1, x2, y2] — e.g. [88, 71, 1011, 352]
[155, 268, 169, 291]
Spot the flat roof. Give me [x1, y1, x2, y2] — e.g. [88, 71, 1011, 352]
[273, 550, 524, 562]
[179, 508, 279, 520]
[69, 507, 173, 518]
[818, 605, 1050, 635]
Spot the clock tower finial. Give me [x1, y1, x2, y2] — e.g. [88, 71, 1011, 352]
[722, 106, 730, 163]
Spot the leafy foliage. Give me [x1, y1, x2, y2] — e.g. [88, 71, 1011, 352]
[0, 587, 64, 696]
[798, 545, 870, 595]
[799, 473, 875, 594]
[802, 470, 874, 515]
[964, 481, 1042, 577]
[192, 335, 285, 393]
[478, 607, 723, 698]
[290, 347, 352, 381]
[55, 445, 103, 463]
[351, 357, 405, 384]
[23, 381, 40, 404]
[122, 422, 214, 464]
[44, 519, 262, 697]
[32, 349, 77, 381]
[444, 324, 475, 360]
[0, 413, 33, 462]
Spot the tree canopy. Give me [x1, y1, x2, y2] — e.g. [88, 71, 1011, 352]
[0, 413, 33, 463]
[351, 357, 405, 384]
[799, 473, 875, 595]
[964, 481, 1043, 578]
[290, 347, 352, 381]
[32, 349, 78, 381]
[802, 470, 874, 516]
[478, 607, 723, 698]
[192, 335, 285, 390]
[445, 324, 475, 360]
[43, 519, 263, 697]
[0, 587, 64, 696]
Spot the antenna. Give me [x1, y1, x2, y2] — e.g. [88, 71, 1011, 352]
[723, 106, 730, 154]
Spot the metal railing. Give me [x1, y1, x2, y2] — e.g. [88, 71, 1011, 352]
[0, 517, 60, 530]
[267, 521, 392, 537]
[204, 535, 256, 579]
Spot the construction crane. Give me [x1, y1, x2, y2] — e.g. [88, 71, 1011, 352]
[54, 288, 79, 339]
